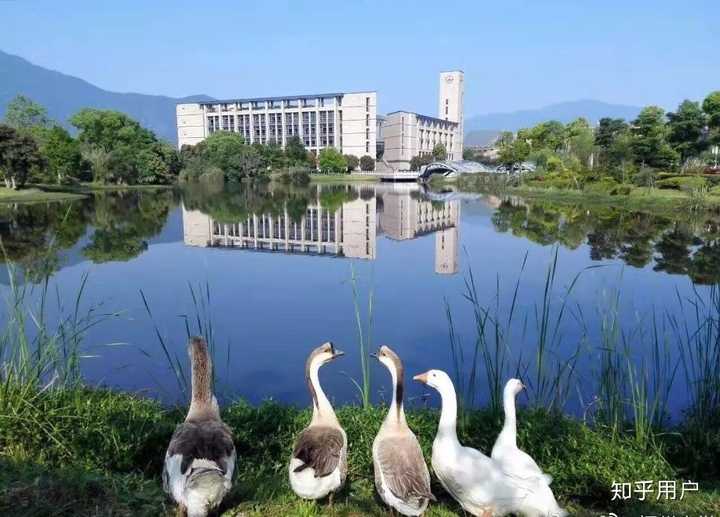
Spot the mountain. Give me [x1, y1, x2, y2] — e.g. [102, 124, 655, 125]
[0, 50, 212, 144]
[464, 129, 502, 148]
[464, 99, 644, 133]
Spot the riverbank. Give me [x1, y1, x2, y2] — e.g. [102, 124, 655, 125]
[0, 183, 175, 204]
[310, 173, 379, 183]
[446, 173, 720, 212]
[1, 383, 719, 516]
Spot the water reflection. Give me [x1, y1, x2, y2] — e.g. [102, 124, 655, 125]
[490, 197, 720, 284]
[182, 183, 461, 274]
[1, 184, 720, 285]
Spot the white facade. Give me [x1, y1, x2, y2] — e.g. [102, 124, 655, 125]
[177, 92, 377, 160]
[382, 71, 464, 170]
[181, 196, 377, 260]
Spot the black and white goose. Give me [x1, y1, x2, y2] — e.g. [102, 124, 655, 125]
[163, 337, 235, 517]
[372, 345, 434, 516]
[289, 342, 347, 503]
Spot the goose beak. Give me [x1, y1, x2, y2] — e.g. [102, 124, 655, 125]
[333, 349, 345, 358]
[369, 352, 378, 359]
[413, 372, 429, 384]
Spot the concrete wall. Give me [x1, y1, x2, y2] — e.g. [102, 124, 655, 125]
[175, 92, 377, 161]
[438, 70, 464, 159]
[177, 104, 207, 147]
[340, 92, 377, 160]
[382, 111, 417, 170]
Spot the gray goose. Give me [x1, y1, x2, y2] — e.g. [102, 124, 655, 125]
[372, 345, 434, 516]
[163, 337, 235, 517]
[289, 342, 347, 503]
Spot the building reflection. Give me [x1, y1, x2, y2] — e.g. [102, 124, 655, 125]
[182, 185, 459, 274]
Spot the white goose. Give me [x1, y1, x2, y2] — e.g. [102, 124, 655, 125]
[414, 370, 566, 517]
[491, 379, 554, 487]
[372, 346, 434, 516]
[163, 337, 236, 517]
[289, 342, 347, 504]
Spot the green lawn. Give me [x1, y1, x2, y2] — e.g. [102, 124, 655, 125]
[310, 173, 379, 183]
[2, 384, 718, 516]
[0, 186, 88, 203]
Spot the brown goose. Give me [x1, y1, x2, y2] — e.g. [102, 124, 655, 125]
[163, 337, 235, 517]
[289, 342, 347, 503]
[372, 345, 434, 516]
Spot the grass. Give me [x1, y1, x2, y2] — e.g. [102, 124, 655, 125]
[0, 186, 88, 203]
[309, 173, 379, 183]
[4, 384, 708, 516]
[507, 184, 720, 212]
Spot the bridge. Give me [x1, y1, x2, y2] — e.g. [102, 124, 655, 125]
[418, 160, 494, 181]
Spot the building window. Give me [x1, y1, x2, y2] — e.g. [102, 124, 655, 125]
[366, 97, 370, 112]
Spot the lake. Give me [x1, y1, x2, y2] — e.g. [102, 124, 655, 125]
[1, 182, 717, 420]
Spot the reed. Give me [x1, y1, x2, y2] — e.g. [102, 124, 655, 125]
[349, 264, 374, 409]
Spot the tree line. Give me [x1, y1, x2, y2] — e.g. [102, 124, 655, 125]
[489, 91, 720, 190]
[0, 96, 181, 188]
[0, 95, 378, 190]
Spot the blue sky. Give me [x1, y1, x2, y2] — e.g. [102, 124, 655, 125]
[1, 0, 718, 116]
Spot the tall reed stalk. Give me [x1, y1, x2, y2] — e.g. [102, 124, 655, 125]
[349, 264, 374, 409]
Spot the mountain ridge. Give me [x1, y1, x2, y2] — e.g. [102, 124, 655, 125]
[1, 50, 646, 144]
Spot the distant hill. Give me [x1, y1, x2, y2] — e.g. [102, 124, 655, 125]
[465, 99, 644, 133]
[464, 129, 502, 148]
[1, 50, 648, 145]
[0, 50, 212, 144]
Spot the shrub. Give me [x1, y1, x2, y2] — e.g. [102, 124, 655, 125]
[288, 166, 311, 185]
[318, 148, 347, 174]
[344, 154, 359, 172]
[584, 177, 619, 194]
[360, 155, 375, 171]
[655, 176, 707, 190]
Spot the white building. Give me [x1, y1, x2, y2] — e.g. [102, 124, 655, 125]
[177, 92, 377, 159]
[382, 71, 464, 170]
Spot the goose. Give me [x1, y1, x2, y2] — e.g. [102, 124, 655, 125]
[163, 337, 236, 517]
[289, 342, 347, 504]
[491, 379, 554, 487]
[372, 345, 434, 516]
[413, 370, 566, 517]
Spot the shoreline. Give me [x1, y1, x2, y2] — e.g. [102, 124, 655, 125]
[1, 382, 718, 516]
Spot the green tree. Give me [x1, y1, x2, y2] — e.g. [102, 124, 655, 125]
[595, 118, 631, 169]
[285, 136, 307, 165]
[71, 109, 155, 153]
[432, 143, 447, 160]
[0, 125, 45, 188]
[702, 91, 720, 129]
[38, 126, 86, 183]
[4, 95, 50, 130]
[526, 120, 566, 151]
[566, 118, 595, 167]
[360, 155, 375, 171]
[631, 106, 678, 169]
[667, 100, 708, 161]
[409, 154, 432, 171]
[498, 138, 531, 168]
[702, 91, 720, 146]
[318, 147, 347, 173]
[344, 154, 359, 172]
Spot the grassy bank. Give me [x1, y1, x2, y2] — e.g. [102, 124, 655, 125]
[310, 173, 379, 183]
[2, 383, 719, 516]
[0, 186, 88, 203]
[508, 184, 720, 211]
[0, 183, 174, 204]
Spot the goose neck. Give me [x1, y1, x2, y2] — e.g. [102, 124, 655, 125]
[385, 361, 406, 427]
[308, 359, 336, 423]
[437, 381, 459, 443]
[501, 388, 518, 445]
